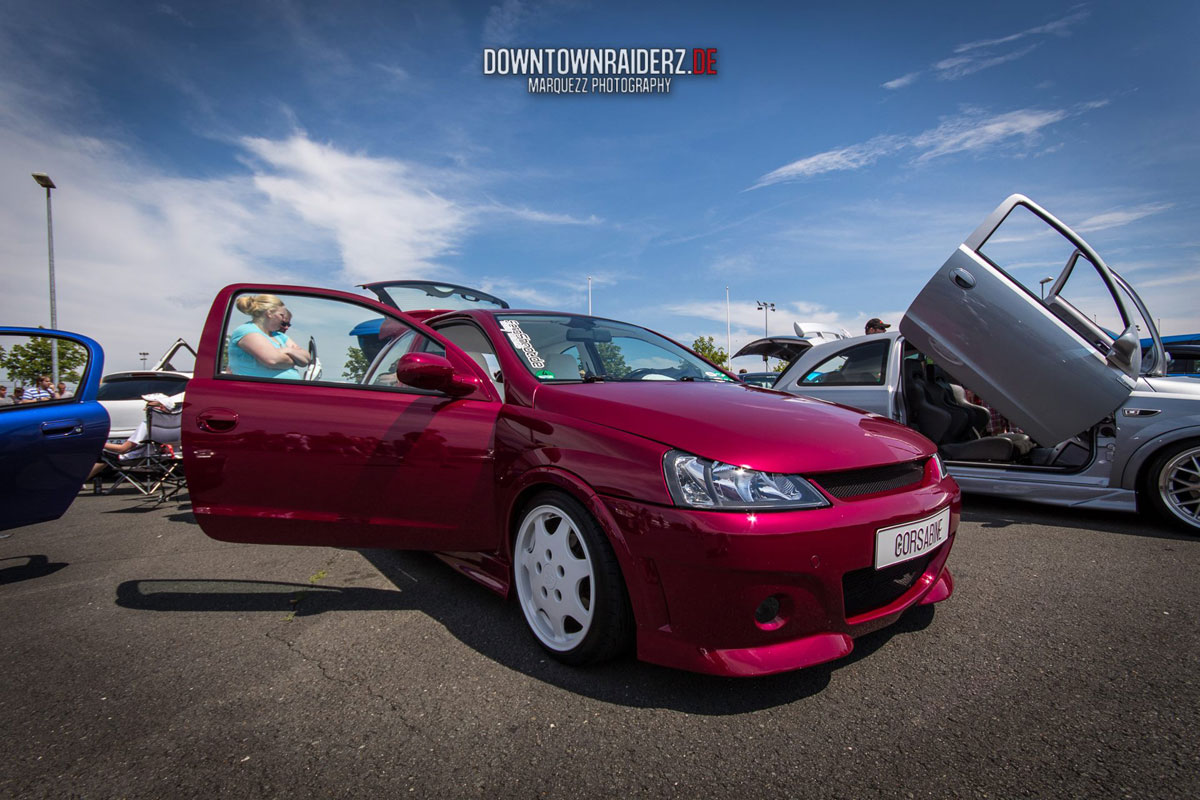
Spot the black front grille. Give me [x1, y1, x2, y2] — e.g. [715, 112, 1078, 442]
[842, 553, 933, 618]
[811, 459, 926, 500]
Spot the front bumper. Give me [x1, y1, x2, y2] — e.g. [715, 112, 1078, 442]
[601, 476, 959, 677]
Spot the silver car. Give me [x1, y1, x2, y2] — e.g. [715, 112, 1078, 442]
[774, 194, 1200, 534]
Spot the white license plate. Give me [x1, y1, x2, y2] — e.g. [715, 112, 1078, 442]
[874, 506, 950, 569]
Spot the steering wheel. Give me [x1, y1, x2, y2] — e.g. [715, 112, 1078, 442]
[626, 368, 668, 381]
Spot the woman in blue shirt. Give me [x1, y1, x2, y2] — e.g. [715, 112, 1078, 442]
[228, 294, 311, 379]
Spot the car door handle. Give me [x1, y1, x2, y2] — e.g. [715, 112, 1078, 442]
[950, 268, 976, 290]
[41, 419, 84, 437]
[197, 409, 239, 432]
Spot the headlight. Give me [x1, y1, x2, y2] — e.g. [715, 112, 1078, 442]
[663, 450, 830, 511]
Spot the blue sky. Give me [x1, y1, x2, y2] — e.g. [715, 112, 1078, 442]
[1, 1, 1197, 373]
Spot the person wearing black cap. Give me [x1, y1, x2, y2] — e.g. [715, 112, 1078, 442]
[865, 318, 891, 335]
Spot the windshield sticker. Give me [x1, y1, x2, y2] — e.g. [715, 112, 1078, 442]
[535, 369, 556, 380]
[500, 319, 545, 369]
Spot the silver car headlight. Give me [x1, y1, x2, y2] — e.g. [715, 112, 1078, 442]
[663, 450, 830, 511]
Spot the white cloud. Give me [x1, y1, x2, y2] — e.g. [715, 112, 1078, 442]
[1075, 202, 1174, 233]
[478, 202, 602, 225]
[882, 72, 920, 90]
[935, 44, 1040, 81]
[953, 9, 1091, 54]
[911, 107, 1068, 162]
[749, 135, 905, 188]
[881, 9, 1091, 89]
[242, 134, 469, 285]
[752, 101, 1107, 188]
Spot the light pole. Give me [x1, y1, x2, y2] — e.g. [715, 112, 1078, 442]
[725, 286, 731, 370]
[139, 352, 149, 369]
[756, 301, 775, 365]
[587, 276, 592, 315]
[32, 173, 58, 383]
[1039, 276, 1054, 300]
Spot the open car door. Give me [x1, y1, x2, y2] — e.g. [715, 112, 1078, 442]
[184, 285, 501, 551]
[0, 328, 109, 532]
[901, 194, 1141, 446]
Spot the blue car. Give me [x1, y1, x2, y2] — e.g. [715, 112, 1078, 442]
[0, 327, 109, 532]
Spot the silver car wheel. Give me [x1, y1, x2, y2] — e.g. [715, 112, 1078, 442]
[1158, 446, 1200, 528]
[514, 503, 596, 652]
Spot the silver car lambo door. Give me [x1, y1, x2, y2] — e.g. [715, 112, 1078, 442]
[901, 195, 1138, 446]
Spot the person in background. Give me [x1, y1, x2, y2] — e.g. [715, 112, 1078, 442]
[0, 386, 13, 406]
[13, 387, 24, 403]
[86, 394, 182, 480]
[22, 375, 55, 402]
[865, 318, 891, 336]
[56, 381, 72, 398]
[228, 294, 311, 379]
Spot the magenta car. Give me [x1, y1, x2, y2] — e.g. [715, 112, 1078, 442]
[183, 282, 959, 676]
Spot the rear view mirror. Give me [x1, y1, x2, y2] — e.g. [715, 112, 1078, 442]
[393, 352, 476, 397]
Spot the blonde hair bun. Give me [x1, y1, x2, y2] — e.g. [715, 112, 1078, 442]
[236, 293, 284, 318]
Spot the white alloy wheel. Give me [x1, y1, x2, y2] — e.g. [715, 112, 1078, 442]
[1156, 444, 1200, 531]
[514, 502, 596, 652]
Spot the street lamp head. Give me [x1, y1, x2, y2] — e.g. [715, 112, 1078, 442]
[32, 173, 56, 190]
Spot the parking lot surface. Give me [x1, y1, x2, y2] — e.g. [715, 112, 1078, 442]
[1, 489, 1197, 799]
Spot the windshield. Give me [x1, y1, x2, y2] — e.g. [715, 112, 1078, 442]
[496, 314, 735, 383]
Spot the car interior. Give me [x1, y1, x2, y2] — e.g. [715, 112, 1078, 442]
[899, 349, 1093, 470]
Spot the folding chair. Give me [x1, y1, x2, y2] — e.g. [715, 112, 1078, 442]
[95, 404, 186, 501]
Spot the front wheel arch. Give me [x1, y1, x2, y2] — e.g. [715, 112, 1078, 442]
[1139, 438, 1200, 534]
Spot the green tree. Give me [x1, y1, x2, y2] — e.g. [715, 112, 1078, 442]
[690, 335, 729, 369]
[342, 346, 369, 382]
[596, 342, 630, 378]
[0, 333, 88, 385]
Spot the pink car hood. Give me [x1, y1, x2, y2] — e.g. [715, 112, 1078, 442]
[532, 381, 932, 474]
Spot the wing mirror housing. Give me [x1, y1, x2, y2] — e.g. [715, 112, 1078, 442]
[394, 352, 477, 397]
[1106, 325, 1143, 379]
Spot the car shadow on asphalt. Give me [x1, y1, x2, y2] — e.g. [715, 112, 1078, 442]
[116, 578, 410, 615]
[961, 494, 1192, 541]
[0, 554, 69, 585]
[352, 548, 938, 715]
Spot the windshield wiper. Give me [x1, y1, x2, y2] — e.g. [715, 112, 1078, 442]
[581, 373, 606, 383]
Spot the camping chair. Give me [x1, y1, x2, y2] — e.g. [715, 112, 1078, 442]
[95, 403, 185, 501]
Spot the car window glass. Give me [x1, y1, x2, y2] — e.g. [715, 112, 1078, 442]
[799, 340, 889, 386]
[1053, 253, 1126, 340]
[0, 332, 93, 409]
[496, 314, 734, 383]
[221, 291, 438, 390]
[97, 375, 190, 400]
[977, 206, 1125, 328]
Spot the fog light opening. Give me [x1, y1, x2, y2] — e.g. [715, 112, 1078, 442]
[753, 594, 789, 630]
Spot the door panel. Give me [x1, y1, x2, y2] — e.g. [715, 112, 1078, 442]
[0, 329, 109, 531]
[901, 195, 1136, 446]
[184, 286, 500, 550]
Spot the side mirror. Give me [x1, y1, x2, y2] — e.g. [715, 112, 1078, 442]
[1106, 325, 1142, 379]
[393, 352, 477, 397]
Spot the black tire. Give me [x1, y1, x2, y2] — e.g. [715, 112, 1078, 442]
[512, 490, 634, 665]
[1142, 440, 1200, 535]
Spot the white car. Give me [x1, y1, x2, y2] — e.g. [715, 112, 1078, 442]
[98, 339, 194, 441]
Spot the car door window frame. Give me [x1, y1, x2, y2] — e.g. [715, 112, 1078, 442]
[796, 339, 890, 387]
[211, 287, 496, 400]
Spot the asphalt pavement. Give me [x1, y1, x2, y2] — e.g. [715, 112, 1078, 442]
[1, 488, 1197, 799]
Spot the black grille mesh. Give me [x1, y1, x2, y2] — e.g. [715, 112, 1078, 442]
[842, 553, 934, 618]
[811, 459, 926, 500]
